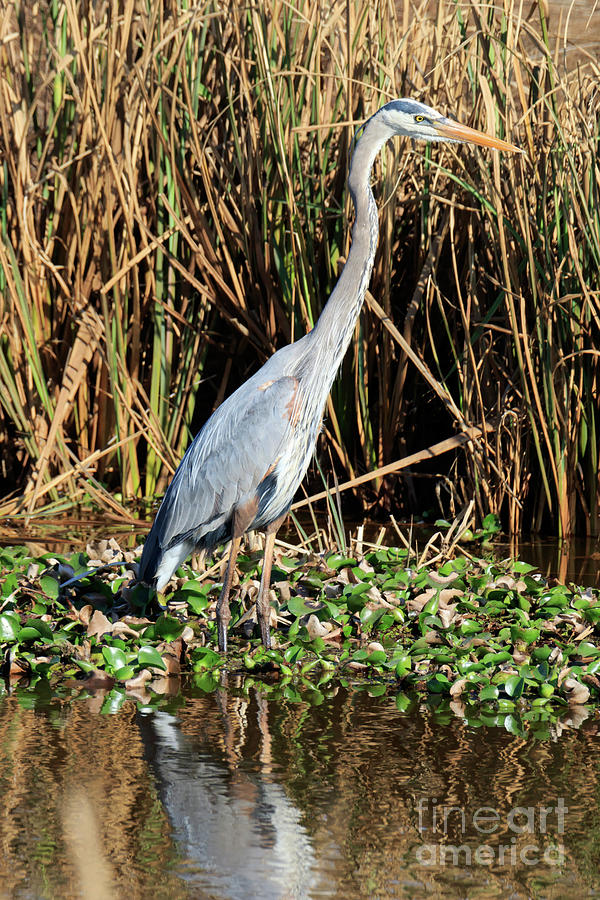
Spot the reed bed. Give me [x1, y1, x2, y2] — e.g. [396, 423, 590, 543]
[0, 0, 598, 536]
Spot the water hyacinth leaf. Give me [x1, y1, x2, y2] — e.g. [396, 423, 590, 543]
[587, 658, 600, 675]
[185, 593, 210, 615]
[24, 618, 54, 642]
[102, 645, 128, 671]
[422, 595, 439, 615]
[325, 553, 357, 570]
[2, 573, 17, 597]
[576, 641, 600, 657]
[156, 615, 185, 642]
[192, 648, 222, 671]
[366, 650, 387, 665]
[287, 596, 322, 618]
[284, 644, 305, 665]
[367, 684, 387, 697]
[18, 626, 46, 643]
[512, 562, 537, 574]
[428, 673, 451, 693]
[138, 646, 167, 670]
[0, 612, 20, 641]
[360, 607, 387, 629]
[114, 665, 136, 682]
[40, 575, 59, 599]
[510, 625, 540, 645]
[74, 659, 96, 674]
[503, 675, 525, 698]
[582, 606, 600, 624]
[480, 684, 500, 701]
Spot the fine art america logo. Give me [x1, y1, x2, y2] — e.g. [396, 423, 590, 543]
[415, 797, 567, 867]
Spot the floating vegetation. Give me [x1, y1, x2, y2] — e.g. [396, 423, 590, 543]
[1, 535, 599, 732]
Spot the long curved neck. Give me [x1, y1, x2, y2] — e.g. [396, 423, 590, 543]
[309, 111, 395, 380]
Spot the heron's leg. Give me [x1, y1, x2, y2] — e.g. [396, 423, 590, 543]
[256, 514, 287, 649]
[216, 535, 242, 653]
[217, 498, 258, 653]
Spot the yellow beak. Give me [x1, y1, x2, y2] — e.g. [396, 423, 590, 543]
[434, 119, 522, 154]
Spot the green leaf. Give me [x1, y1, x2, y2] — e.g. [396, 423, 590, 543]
[186, 594, 210, 615]
[40, 574, 59, 599]
[480, 684, 500, 701]
[24, 618, 54, 641]
[0, 612, 20, 642]
[156, 615, 185, 642]
[287, 596, 321, 617]
[138, 645, 167, 670]
[18, 626, 45, 643]
[114, 665, 136, 682]
[325, 553, 357, 570]
[503, 675, 525, 698]
[102, 646, 127, 671]
[512, 561, 537, 574]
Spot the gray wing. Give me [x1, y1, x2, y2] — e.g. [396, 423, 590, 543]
[140, 375, 298, 577]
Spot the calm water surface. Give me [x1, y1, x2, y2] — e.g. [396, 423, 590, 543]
[1, 680, 599, 899]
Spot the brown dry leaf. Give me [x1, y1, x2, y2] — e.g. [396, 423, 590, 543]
[424, 631, 443, 646]
[450, 677, 468, 698]
[125, 669, 153, 690]
[87, 610, 113, 638]
[337, 567, 354, 585]
[582, 673, 600, 691]
[563, 678, 590, 705]
[274, 580, 291, 604]
[121, 616, 153, 627]
[156, 638, 183, 675]
[549, 647, 564, 665]
[429, 572, 459, 586]
[438, 606, 457, 629]
[77, 605, 93, 626]
[9, 657, 30, 678]
[112, 622, 142, 639]
[367, 641, 384, 654]
[438, 589, 462, 607]
[382, 591, 403, 606]
[365, 585, 385, 605]
[321, 627, 343, 643]
[306, 615, 332, 640]
[407, 589, 436, 612]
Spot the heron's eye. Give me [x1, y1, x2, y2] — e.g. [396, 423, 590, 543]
[415, 115, 425, 122]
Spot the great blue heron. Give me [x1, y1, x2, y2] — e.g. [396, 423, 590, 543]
[139, 98, 520, 651]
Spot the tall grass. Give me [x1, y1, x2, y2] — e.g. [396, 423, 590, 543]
[0, 0, 598, 536]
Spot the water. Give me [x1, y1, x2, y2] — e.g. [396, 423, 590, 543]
[1, 680, 599, 898]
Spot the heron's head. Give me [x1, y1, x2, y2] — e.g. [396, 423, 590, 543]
[376, 98, 521, 154]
